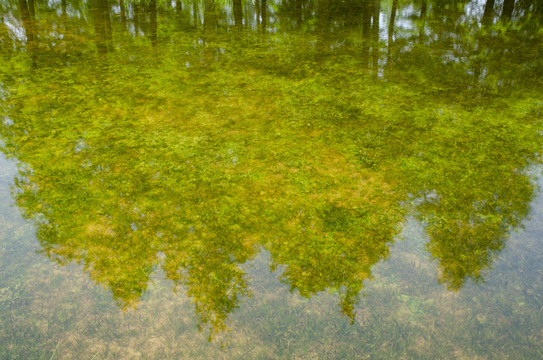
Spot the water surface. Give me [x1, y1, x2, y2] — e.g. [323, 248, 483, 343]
[1, 0, 543, 358]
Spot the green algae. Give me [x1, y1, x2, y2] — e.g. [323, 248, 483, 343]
[1, 0, 543, 358]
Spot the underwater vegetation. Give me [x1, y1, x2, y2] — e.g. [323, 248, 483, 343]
[1, 0, 543, 358]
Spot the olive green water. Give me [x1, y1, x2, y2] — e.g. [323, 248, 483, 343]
[1, 0, 543, 358]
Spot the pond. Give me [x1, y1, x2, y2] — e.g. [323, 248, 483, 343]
[1, 0, 543, 358]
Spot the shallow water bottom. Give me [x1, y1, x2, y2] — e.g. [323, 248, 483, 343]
[1, 154, 543, 359]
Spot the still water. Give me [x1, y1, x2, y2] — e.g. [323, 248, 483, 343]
[1, 0, 543, 358]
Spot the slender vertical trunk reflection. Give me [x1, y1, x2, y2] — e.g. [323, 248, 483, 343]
[295, 0, 302, 27]
[91, 0, 112, 55]
[372, 0, 380, 76]
[244, 1, 249, 27]
[18, 0, 36, 64]
[255, 0, 261, 27]
[18, 0, 34, 43]
[261, 0, 267, 32]
[502, 0, 515, 20]
[174, 0, 192, 31]
[27, 0, 35, 18]
[475, 0, 491, 96]
[203, 0, 216, 65]
[203, 0, 216, 34]
[482, 0, 495, 25]
[120, 0, 127, 31]
[233, 0, 243, 28]
[419, 0, 427, 41]
[387, 0, 397, 63]
[61, 0, 67, 17]
[140, 1, 150, 37]
[361, 0, 371, 69]
[133, 2, 141, 35]
[105, 0, 113, 41]
[150, 0, 157, 48]
[317, 0, 330, 54]
[317, 0, 330, 32]
[192, 0, 198, 28]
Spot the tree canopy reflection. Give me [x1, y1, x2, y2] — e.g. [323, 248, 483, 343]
[0, 0, 542, 335]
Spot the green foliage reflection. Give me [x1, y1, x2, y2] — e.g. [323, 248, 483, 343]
[0, 0, 542, 335]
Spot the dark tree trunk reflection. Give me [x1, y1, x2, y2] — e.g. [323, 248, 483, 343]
[502, 0, 515, 20]
[482, 0, 495, 25]
[150, 0, 157, 47]
[27, 0, 35, 18]
[18, 0, 36, 64]
[255, 0, 261, 26]
[295, 0, 302, 27]
[91, 0, 112, 55]
[233, 0, 243, 28]
[192, 0, 199, 28]
[120, 0, 127, 31]
[372, 0, 380, 76]
[388, 0, 398, 62]
[261, 0, 267, 32]
[419, 0, 427, 41]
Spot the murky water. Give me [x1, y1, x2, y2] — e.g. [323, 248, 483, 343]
[1, 0, 543, 358]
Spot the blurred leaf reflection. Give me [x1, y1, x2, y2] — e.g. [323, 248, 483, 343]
[0, 0, 542, 335]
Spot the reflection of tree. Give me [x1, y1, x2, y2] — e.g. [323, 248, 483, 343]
[233, 0, 243, 28]
[388, 0, 398, 61]
[161, 218, 254, 335]
[3, 78, 261, 326]
[502, 0, 515, 20]
[1, 0, 543, 335]
[268, 201, 403, 320]
[91, 0, 112, 54]
[18, 0, 36, 63]
[150, 0, 157, 47]
[404, 110, 540, 289]
[482, 0, 495, 25]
